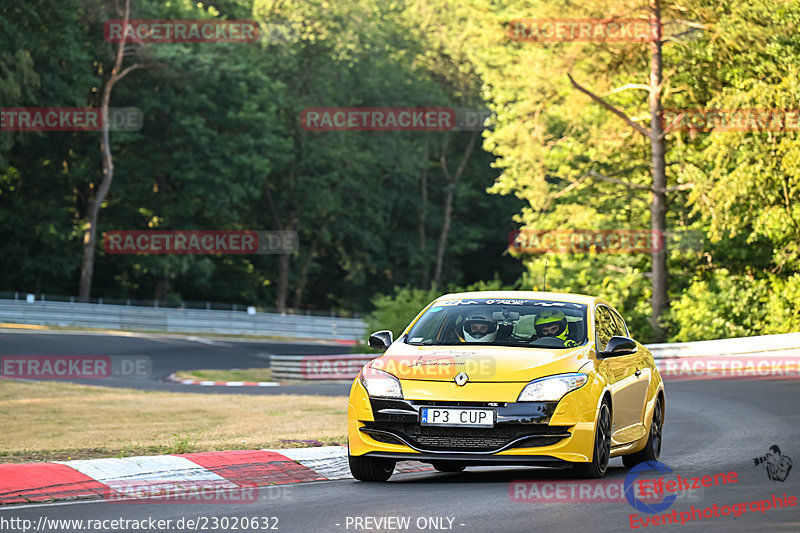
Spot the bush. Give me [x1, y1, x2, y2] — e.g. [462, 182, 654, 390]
[764, 273, 800, 334]
[364, 270, 800, 346]
[365, 287, 442, 340]
[667, 269, 800, 341]
[364, 279, 514, 341]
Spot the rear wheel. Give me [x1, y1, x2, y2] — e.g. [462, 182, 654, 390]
[622, 395, 663, 468]
[574, 400, 611, 478]
[348, 454, 396, 482]
[432, 462, 466, 473]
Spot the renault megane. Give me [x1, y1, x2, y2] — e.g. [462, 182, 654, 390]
[347, 291, 665, 481]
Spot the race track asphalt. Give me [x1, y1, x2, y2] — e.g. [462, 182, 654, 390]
[1, 331, 798, 532]
[0, 330, 352, 395]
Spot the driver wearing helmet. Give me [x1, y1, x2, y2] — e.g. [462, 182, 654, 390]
[460, 313, 499, 343]
[534, 309, 578, 347]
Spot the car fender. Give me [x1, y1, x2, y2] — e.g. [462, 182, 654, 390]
[549, 365, 610, 432]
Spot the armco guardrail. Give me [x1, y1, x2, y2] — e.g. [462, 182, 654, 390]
[646, 332, 800, 358]
[0, 299, 367, 341]
[271, 332, 800, 381]
[270, 354, 374, 380]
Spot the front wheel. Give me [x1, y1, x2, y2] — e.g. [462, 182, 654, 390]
[622, 395, 663, 468]
[574, 400, 611, 478]
[348, 454, 396, 482]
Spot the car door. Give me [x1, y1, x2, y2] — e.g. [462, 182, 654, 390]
[609, 307, 651, 428]
[595, 305, 647, 446]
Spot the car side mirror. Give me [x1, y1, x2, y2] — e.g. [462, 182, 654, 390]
[600, 336, 638, 358]
[368, 330, 393, 351]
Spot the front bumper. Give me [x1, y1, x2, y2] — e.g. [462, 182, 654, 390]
[348, 379, 600, 464]
[361, 398, 570, 454]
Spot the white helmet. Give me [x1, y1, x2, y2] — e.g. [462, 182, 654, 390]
[463, 314, 498, 343]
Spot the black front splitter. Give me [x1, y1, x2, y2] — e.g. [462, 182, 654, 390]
[362, 451, 570, 468]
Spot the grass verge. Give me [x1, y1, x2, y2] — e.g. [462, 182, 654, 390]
[0, 380, 347, 463]
[173, 368, 272, 382]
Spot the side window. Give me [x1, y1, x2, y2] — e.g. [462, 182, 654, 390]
[595, 306, 616, 353]
[610, 309, 628, 337]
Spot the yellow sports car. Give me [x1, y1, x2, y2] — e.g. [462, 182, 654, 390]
[347, 291, 665, 480]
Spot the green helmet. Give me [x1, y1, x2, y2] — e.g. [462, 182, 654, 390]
[535, 309, 568, 338]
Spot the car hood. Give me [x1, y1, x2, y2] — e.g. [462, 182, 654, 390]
[369, 343, 592, 382]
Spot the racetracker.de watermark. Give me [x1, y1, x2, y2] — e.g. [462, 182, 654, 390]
[508, 19, 659, 42]
[302, 108, 453, 131]
[301, 356, 372, 380]
[0, 355, 151, 380]
[509, 477, 703, 504]
[374, 352, 497, 380]
[104, 20, 259, 43]
[103, 230, 298, 255]
[656, 355, 800, 381]
[661, 109, 800, 133]
[1, 108, 143, 131]
[509, 229, 704, 254]
[103, 480, 266, 504]
[509, 229, 662, 254]
[300, 108, 493, 132]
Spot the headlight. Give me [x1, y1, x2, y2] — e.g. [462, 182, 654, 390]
[517, 373, 588, 402]
[359, 365, 403, 399]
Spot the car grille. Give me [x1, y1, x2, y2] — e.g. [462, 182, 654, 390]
[361, 421, 570, 452]
[417, 433, 511, 449]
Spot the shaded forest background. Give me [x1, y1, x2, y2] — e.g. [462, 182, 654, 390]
[2, 0, 799, 342]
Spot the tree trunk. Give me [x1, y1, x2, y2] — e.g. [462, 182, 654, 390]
[264, 179, 291, 313]
[78, 86, 115, 301]
[566, 1, 670, 341]
[292, 237, 317, 310]
[432, 131, 479, 291]
[154, 275, 169, 304]
[433, 184, 454, 291]
[77, 0, 142, 301]
[417, 146, 430, 288]
[276, 253, 290, 313]
[649, 0, 668, 341]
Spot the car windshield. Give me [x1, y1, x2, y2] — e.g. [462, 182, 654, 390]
[405, 298, 588, 348]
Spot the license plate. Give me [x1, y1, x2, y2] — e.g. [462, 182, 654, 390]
[420, 407, 494, 428]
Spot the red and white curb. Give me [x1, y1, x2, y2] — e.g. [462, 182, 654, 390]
[164, 373, 280, 387]
[0, 447, 432, 505]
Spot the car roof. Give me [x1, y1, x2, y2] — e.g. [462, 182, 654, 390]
[434, 290, 600, 306]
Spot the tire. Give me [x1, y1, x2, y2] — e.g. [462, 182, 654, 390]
[574, 399, 611, 478]
[432, 462, 466, 473]
[622, 395, 664, 468]
[348, 454, 396, 482]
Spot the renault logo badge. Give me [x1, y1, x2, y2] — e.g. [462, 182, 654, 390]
[454, 372, 469, 386]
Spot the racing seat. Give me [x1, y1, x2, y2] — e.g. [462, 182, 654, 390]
[565, 318, 584, 344]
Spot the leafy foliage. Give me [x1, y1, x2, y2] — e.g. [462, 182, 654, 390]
[365, 287, 441, 339]
[1, 0, 797, 341]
